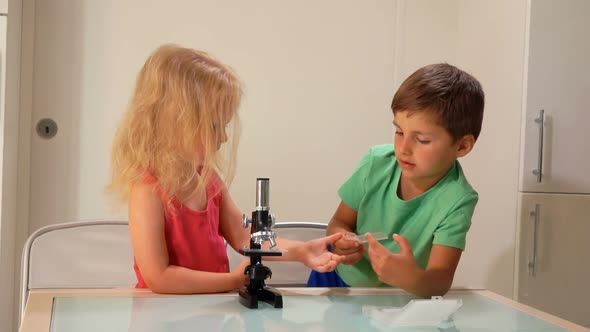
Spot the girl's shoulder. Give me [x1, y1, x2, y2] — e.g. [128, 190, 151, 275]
[141, 171, 158, 185]
[129, 178, 164, 211]
[134, 171, 169, 204]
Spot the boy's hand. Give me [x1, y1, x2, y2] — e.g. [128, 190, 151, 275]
[332, 232, 366, 265]
[299, 233, 346, 272]
[366, 233, 420, 287]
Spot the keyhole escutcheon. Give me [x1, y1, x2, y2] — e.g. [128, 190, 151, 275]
[36, 118, 58, 139]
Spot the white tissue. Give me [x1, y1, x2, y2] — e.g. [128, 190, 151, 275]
[362, 296, 462, 328]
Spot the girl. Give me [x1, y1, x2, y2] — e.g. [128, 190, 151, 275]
[110, 44, 344, 294]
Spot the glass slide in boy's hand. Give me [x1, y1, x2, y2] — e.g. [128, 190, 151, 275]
[345, 232, 388, 243]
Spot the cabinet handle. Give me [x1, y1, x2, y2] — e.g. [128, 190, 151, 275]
[528, 204, 540, 276]
[532, 109, 544, 182]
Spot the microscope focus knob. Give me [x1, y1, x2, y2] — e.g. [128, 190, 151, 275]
[242, 214, 252, 228]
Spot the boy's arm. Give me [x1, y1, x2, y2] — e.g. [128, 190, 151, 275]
[327, 201, 365, 265]
[414, 244, 462, 297]
[129, 182, 246, 294]
[327, 201, 357, 235]
[366, 233, 461, 297]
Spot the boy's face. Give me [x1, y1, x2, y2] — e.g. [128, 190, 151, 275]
[393, 110, 472, 189]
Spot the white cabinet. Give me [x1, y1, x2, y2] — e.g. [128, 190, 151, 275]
[517, 193, 590, 328]
[0, 0, 6, 14]
[520, 0, 590, 194]
[517, 0, 590, 328]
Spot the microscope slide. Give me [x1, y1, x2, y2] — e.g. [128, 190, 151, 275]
[346, 232, 388, 243]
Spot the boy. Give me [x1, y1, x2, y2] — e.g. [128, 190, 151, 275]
[310, 63, 484, 297]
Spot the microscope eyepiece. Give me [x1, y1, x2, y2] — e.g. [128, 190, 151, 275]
[256, 178, 269, 211]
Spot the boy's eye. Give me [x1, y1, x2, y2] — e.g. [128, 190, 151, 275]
[395, 131, 403, 136]
[416, 138, 431, 144]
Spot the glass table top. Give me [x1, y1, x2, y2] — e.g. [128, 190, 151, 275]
[50, 293, 567, 332]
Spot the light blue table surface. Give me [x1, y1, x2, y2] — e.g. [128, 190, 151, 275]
[49, 291, 568, 332]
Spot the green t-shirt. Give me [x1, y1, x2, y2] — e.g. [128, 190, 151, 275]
[335, 144, 478, 287]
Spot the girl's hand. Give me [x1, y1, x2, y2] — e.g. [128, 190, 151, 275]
[366, 233, 420, 286]
[331, 232, 366, 265]
[231, 259, 250, 290]
[298, 233, 346, 272]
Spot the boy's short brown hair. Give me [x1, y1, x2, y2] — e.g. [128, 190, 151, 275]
[391, 63, 484, 142]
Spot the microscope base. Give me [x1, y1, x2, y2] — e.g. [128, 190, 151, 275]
[239, 285, 283, 309]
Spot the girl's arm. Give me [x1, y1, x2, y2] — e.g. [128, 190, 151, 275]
[217, 181, 250, 253]
[218, 182, 344, 271]
[128, 182, 246, 294]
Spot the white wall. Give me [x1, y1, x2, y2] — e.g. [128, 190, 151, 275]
[26, 0, 397, 233]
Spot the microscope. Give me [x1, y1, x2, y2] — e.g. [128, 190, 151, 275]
[238, 178, 283, 309]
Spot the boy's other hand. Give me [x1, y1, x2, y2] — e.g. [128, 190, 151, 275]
[366, 233, 420, 287]
[332, 232, 366, 265]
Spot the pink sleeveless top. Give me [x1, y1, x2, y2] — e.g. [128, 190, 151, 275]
[133, 174, 230, 288]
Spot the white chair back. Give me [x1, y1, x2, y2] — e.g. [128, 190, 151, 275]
[227, 222, 327, 287]
[20, 220, 136, 323]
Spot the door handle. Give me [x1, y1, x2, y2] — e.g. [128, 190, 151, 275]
[532, 110, 544, 183]
[528, 204, 540, 276]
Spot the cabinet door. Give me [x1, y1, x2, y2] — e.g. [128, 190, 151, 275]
[521, 0, 590, 193]
[517, 193, 590, 328]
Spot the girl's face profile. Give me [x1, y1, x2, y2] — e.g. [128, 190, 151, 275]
[213, 122, 228, 150]
[187, 115, 233, 163]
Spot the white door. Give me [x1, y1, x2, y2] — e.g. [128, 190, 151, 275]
[27, 1, 397, 233]
[517, 193, 590, 328]
[520, 0, 590, 193]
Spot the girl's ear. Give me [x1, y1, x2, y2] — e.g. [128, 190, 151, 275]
[456, 134, 475, 157]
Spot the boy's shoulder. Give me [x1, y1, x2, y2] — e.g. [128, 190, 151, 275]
[360, 144, 396, 172]
[362, 144, 396, 165]
[367, 144, 395, 158]
[438, 162, 478, 203]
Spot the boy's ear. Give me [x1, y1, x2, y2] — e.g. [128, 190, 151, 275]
[456, 134, 475, 157]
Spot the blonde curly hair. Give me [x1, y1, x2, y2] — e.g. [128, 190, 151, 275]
[109, 44, 242, 205]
